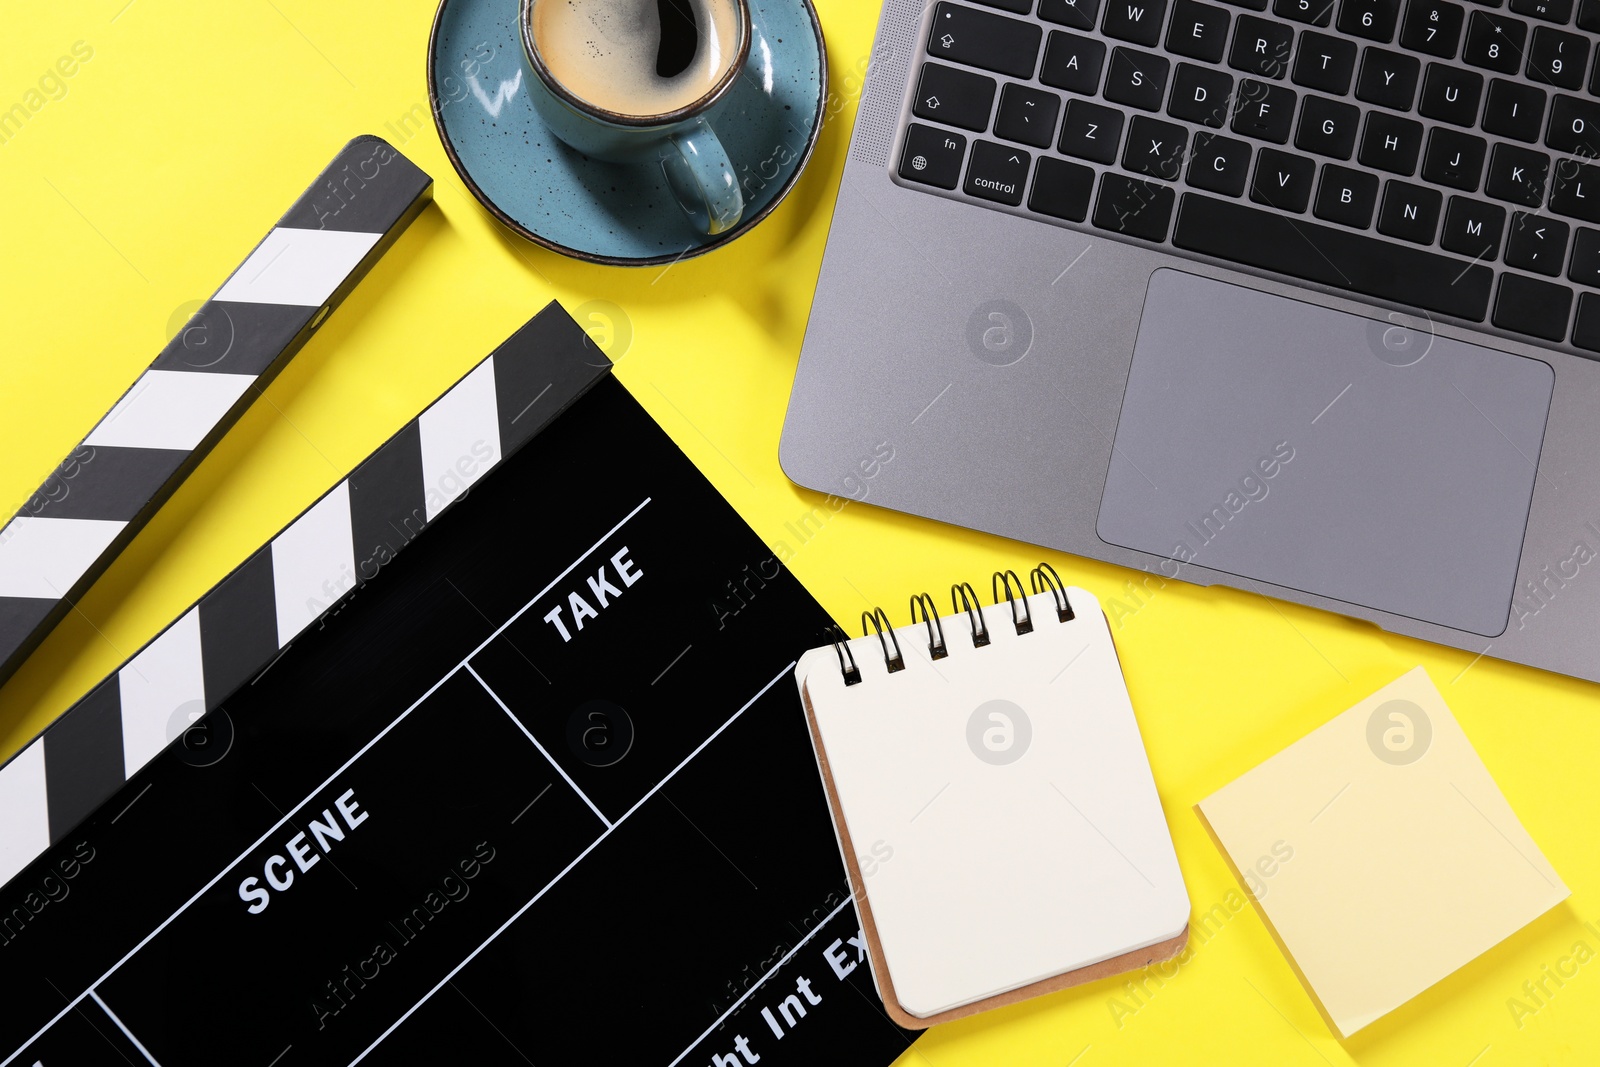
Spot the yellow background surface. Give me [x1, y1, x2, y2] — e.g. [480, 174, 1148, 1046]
[1, 2, 1597, 1064]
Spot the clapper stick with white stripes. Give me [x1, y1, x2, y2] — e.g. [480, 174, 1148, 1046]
[0, 134, 433, 689]
[0, 302, 609, 890]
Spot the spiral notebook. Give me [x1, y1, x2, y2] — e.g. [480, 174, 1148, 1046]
[795, 570, 1191, 1027]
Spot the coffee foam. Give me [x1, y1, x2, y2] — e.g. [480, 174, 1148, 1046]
[533, 0, 741, 118]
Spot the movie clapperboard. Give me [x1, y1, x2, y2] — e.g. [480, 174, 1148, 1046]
[0, 304, 917, 1067]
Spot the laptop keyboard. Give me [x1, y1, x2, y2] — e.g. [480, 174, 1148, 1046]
[894, 0, 1600, 350]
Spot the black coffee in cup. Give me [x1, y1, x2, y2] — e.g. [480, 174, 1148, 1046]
[531, 0, 743, 118]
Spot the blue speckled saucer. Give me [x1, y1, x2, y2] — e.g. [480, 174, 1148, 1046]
[427, 0, 825, 266]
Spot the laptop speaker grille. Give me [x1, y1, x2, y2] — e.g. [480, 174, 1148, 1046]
[851, 0, 924, 168]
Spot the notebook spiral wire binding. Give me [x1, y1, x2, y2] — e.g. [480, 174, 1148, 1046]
[910, 592, 948, 661]
[951, 581, 990, 648]
[839, 563, 1078, 681]
[993, 569, 1034, 635]
[830, 624, 862, 687]
[1030, 561, 1076, 622]
[862, 607, 906, 674]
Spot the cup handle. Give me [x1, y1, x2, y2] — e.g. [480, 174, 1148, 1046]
[660, 120, 744, 237]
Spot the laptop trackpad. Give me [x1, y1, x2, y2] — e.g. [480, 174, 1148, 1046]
[1097, 269, 1554, 637]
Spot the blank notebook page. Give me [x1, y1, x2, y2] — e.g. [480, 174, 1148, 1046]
[798, 589, 1189, 1018]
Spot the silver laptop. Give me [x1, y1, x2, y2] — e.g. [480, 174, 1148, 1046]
[782, 0, 1600, 681]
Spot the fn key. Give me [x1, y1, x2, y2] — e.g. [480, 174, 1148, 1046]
[901, 123, 967, 189]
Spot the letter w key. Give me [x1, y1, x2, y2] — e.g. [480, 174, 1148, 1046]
[1103, 0, 1169, 45]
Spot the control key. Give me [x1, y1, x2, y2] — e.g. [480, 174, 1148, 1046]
[966, 141, 1032, 205]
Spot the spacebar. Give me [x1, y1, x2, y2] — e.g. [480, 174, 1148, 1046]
[1172, 194, 1493, 322]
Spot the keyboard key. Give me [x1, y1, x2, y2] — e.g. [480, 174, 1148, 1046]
[996, 84, 1064, 147]
[1493, 273, 1571, 339]
[1297, 95, 1363, 156]
[1486, 143, 1550, 204]
[1124, 115, 1191, 178]
[1059, 98, 1127, 161]
[1106, 47, 1172, 109]
[1550, 159, 1600, 221]
[1103, 0, 1171, 45]
[1168, 0, 1233, 60]
[1580, 0, 1600, 29]
[1377, 180, 1444, 239]
[1571, 229, 1600, 285]
[1030, 156, 1098, 220]
[1360, 111, 1425, 171]
[1505, 210, 1570, 273]
[900, 124, 969, 188]
[1232, 79, 1297, 139]
[1316, 163, 1381, 224]
[965, 140, 1032, 204]
[1094, 172, 1178, 238]
[1547, 95, 1600, 156]
[1338, 0, 1401, 39]
[1040, 0, 1103, 29]
[1252, 147, 1319, 207]
[1277, 0, 1336, 23]
[914, 63, 999, 132]
[1041, 31, 1109, 94]
[1482, 78, 1547, 141]
[1188, 132, 1255, 194]
[1356, 48, 1422, 108]
[1400, 0, 1465, 57]
[928, 3, 1044, 79]
[1418, 63, 1484, 124]
[1169, 63, 1236, 125]
[974, 0, 1035, 10]
[1422, 127, 1488, 188]
[1230, 15, 1297, 77]
[1510, 0, 1572, 19]
[1573, 292, 1600, 353]
[1462, 10, 1527, 73]
[1172, 193, 1495, 316]
[1293, 31, 1359, 91]
[1441, 195, 1506, 255]
[1526, 27, 1588, 88]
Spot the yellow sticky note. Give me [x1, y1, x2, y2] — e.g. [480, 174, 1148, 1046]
[1196, 667, 1568, 1037]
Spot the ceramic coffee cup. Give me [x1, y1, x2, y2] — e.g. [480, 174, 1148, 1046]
[519, 0, 752, 235]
